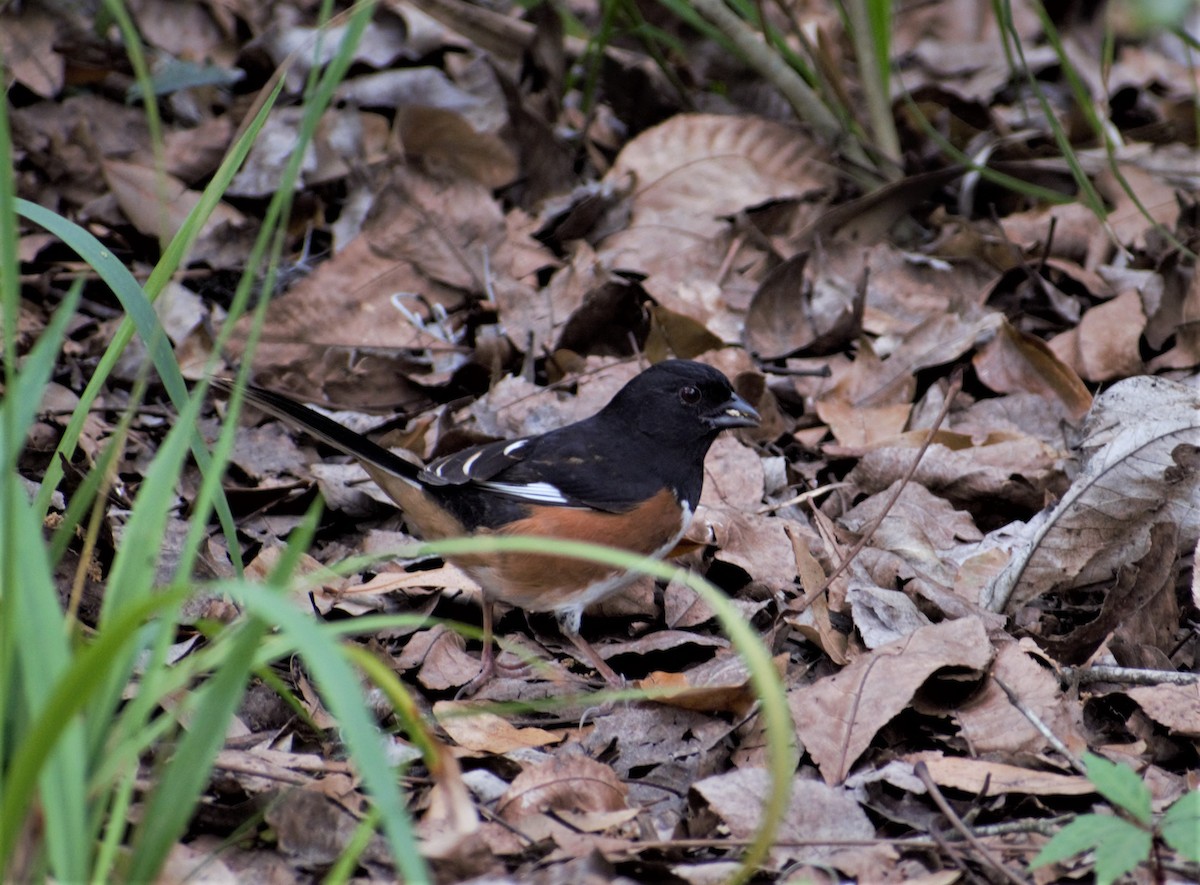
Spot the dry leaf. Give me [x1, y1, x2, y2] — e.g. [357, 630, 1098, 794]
[433, 701, 563, 753]
[691, 768, 893, 870]
[907, 751, 1094, 796]
[1126, 684, 1200, 738]
[497, 755, 627, 824]
[790, 616, 993, 784]
[985, 376, 1200, 612]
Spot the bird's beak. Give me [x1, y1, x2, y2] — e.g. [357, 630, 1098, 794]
[706, 392, 761, 429]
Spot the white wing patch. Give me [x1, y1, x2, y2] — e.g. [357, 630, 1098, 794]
[502, 439, 528, 456]
[477, 480, 570, 504]
[459, 450, 483, 474]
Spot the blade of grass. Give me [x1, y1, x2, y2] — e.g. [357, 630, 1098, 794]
[0, 587, 194, 874]
[122, 617, 270, 881]
[226, 583, 431, 882]
[8, 490, 90, 882]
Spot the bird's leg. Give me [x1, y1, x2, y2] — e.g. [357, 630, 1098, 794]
[456, 600, 533, 698]
[557, 607, 624, 687]
[456, 601, 498, 698]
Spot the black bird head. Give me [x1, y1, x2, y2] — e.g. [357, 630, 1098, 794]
[600, 359, 760, 446]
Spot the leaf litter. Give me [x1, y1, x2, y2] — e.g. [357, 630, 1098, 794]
[11, 0, 1200, 882]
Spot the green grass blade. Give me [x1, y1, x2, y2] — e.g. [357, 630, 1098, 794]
[122, 618, 268, 881]
[229, 583, 431, 883]
[0, 588, 193, 874]
[7, 492, 89, 882]
[0, 284, 82, 475]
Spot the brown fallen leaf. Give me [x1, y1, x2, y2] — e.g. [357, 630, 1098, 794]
[433, 700, 563, 753]
[637, 652, 788, 716]
[972, 317, 1093, 421]
[905, 750, 1094, 797]
[984, 376, 1200, 613]
[815, 338, 914, 447]
[744, 249, 864, 360]
[601, 113, 831, 266]
[497, 754, 628, 825]
[790, 616, 993, 784]
[1048, 288, 1147, 381]
[1126, 684, 1200, 738]
[691, 767, 895, 871]
[266, 787, 392, 868]
[956, 640, 1088, 758]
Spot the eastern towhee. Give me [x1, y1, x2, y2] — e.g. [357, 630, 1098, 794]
[214, 360, 760, 692]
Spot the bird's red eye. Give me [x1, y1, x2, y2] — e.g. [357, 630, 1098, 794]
[679, 384, 702, 405]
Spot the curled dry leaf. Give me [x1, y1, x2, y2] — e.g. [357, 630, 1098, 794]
[1048, 288, 1147, 381]
[955, 640, 1088, 758]
[637, 651, 788, 716]
[905, 751, 1094, 796]
[598, 113, 832, 276]
[496, 755, 628, 825]
[1126, 684, 1200, 738]
[433, 701, 563, 753]
[984, 375, 1200, 613]
[743, 249, 864, 361]
[846, 428, 1064, 513]
[691, 768, 891, 871]
[789, 616, 993, 784]
[816, 339, 914, 447]
[101, 158, 248, 266]
[973, 318, 1093, 421]
[266, 787, 391, 868]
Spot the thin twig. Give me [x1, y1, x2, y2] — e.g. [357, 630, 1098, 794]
[915, 761, 1032, 885]
[992, 676, 1086, 775]
[757, 482, 850, 515]
[799, 370, 963, 611]
[1060, 665, 1199, 687]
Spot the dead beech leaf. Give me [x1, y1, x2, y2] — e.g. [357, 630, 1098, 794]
[691, 768, 890, 870]
[267, 788, 390, 867]
[907, 751, 1094, 797]
[845, 428, 1063, 513]
[790, 616, 993, 784]
[815, 338, 915, 447]
[397, 106, 518, 189]
[102, 158, 246, 243]
[796, 167, 968, 248]
[419, 739, 486, 864]
[847, 586, 931, 648]
[598, 113, 831, 273]
[638, 652, 788, 716]
[744, 249, 864, 360]
[1048, 289, 1146, 381]
[0, 6, 63, 98]
[1147, 259, 1200, 372]
[984, 376, 1200, 613]
[1126, 684, 1200, 737]
[496, 755, 627, 825]
[159, 841, 240, 884]
[644, 304, 724, 361]
[432, 701, 562, 753]
[956, 640, 1088, 758]
[972, 318, 1092, 421]
[692, 506, 796, 589]
[840, 481, 983, 580]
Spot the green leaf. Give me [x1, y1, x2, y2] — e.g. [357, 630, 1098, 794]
[1032, 814, 1150, 885]
[1092, 817, 1152, 885]
[1032, 814, 1111, 867]
[1084, 752, 1152, 825]
[1161, 790, 1200, 862]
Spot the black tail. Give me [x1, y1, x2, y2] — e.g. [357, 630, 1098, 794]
[210, 378, 421, 481]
